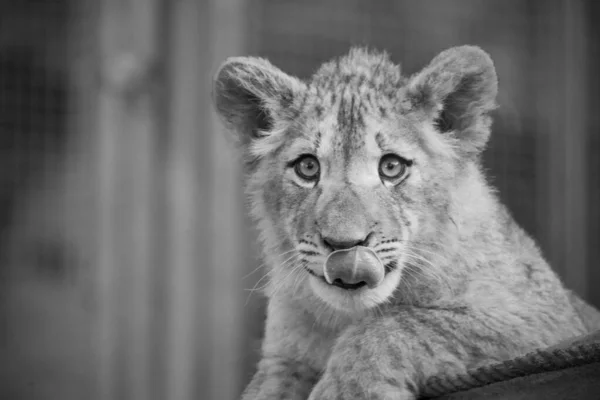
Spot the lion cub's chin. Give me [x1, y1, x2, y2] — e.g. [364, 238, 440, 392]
[307, 267, 403, 314]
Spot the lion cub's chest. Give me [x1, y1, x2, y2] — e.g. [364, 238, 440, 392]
[267, 299, 358, 372]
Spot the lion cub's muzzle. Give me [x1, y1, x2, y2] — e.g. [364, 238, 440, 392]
[324, 246, 385, 290]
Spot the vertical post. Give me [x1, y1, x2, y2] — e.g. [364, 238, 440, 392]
[207, 0, 248, 398]
[534, 0, 588, 297]
[587, 1, 600, 309]
[164, 0, 249, 399]
[94, 0, 165, 399]
[94, 0, 250, 399]
[163, 0, 205, 398]
[562, 0, 588, 299]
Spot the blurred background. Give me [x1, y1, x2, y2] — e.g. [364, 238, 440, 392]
[0, 0, 598, 399]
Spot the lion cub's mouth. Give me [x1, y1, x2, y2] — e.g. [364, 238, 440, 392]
[304, 252, 403, 313]
[304, 260, 397, 291]
[305, 268, 366, 290]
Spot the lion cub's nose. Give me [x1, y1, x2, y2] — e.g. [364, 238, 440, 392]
[323, 246, 385, 290]
[321, 234, 370, 251]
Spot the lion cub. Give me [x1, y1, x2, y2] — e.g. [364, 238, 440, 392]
[212, 46, 586, 400]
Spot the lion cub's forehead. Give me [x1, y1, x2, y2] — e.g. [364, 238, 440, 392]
[306, 48, 407, 115]
[310, 47, 407, 92]
[286, 49, 419, 160]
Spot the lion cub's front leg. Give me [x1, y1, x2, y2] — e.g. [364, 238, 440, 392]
[308, 305, 569, 400]
[242, 300, 336, 400]
[241, 357, 318, 400]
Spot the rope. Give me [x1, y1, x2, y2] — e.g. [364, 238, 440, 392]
[421, 341, 600, 398]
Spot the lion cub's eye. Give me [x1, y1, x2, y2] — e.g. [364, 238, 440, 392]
[294, 155, 320, 181]
[379, 154, 411, 181]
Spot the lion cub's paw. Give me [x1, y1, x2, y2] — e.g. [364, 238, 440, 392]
[308, 373, 413, 400]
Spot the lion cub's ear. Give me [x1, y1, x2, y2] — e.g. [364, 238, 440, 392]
[212, 57, 306, 154]
[407, 46, 498, 157]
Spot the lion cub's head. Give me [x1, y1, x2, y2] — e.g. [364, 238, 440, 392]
[212, 46, 498, 314]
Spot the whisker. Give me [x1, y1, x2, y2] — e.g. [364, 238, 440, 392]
[245, 253, 302, 305]
[241, 248, 298, 280]
[242, 250, 295, 280]
[268, 261, 307, 299]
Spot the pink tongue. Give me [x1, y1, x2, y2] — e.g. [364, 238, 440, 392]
[323, 246, 385, 289]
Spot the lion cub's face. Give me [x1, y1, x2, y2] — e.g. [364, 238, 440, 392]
[214, 47, 497, 314]
[265, 90, 456, 313]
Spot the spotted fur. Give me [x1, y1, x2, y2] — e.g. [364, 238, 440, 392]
[212, 46, 587, 400]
